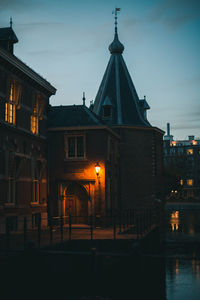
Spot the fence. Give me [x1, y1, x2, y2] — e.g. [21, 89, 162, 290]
[0, 208, 157, 253]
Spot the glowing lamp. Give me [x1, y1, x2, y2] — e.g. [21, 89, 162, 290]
[95, 163, 100, 176]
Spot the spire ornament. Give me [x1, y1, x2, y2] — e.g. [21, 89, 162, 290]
[10, 17, 13, 28]
[109, 8, 124, 54]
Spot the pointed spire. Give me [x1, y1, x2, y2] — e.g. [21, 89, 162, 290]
[109, 8, 124, 54]
[10, 17, 13, 28]
[82, 92, 86, 106]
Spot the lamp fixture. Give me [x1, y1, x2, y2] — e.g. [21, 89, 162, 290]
[95, 163, 100, 176]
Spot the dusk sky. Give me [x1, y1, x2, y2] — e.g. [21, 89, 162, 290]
[0, 0, 199, 140]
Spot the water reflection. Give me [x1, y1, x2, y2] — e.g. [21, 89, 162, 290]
[170, 211, 179, 231]
[166, 208, 200, 300]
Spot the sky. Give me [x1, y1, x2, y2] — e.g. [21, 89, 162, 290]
[0, 0, 199, 140]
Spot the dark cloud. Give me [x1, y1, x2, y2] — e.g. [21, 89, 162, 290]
[149, 0, 200, 29]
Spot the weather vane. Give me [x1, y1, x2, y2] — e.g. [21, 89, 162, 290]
[112, 7, 121, 33]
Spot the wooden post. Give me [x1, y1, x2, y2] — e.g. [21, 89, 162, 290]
[37, 215, 41, 248]
[49, 217, 53, 245]
[113, 215, 116, 240]
[5, 219, 10, 253]
[60, 216, 63, 243]
[23, 217, 27, 250]
[90, 215, 93, 240]
[69, 214, 72, 241]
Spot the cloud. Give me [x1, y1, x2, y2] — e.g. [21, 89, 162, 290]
[149, 0, 200, 30]
[0, 0, 34, 11]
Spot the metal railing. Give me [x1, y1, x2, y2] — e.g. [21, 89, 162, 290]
[0, 208, 157, 253]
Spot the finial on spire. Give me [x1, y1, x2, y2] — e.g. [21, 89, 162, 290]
[82, 92, 86, 106]
[112, 7, 121, 34]
[10, 17, 13, 28]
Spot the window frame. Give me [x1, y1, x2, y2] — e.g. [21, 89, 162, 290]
[65, 134, 86, 159]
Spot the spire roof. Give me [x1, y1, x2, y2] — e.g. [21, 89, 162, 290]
[92, 11, 151, 127]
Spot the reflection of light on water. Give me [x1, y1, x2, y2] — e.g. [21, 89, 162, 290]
[170, 211, 179, 232]
[175, 259, 179, 275]
[192, 257, 200, 278]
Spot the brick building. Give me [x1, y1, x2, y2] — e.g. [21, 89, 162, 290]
[0, 24, 56, 232]
[91, 20, 164, 209]
[47, 19, 164, 219]
[163, 123, 200, 202]
[48, 104, 120, 220]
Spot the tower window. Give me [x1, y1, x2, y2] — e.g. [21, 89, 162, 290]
[103, 106, 112, 118]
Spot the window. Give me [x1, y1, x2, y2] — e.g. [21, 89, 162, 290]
[31, 99, 39, 135]
[32, 213, 41, 228]
[187, 149, 193, 155]
[103, 106, 112, 118]
[32, 179, 39, 203]
[180, 179, 183, 185]
[5, 80, 21, 125]
[187, 179, 193, 186]
[5, 83, 16, 124]
[66, 135, 85, 158]
[7, 177, 16, 203]
[6, 216, 18, 232]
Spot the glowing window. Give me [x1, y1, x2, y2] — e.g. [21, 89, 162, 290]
[187, 149, 193, 155]
[171, 141, 176, 146]
[192, 140, 197, 145]
[187, 179, 193, 186]
[180, 179, 183, 185]
[5, 83, 16, 125]
[31, 100, 39, 135]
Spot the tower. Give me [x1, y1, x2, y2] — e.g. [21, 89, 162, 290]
[92, 9, 164, 208]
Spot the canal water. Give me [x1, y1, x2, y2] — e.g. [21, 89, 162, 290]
[1, 206, 200, 299]
[164, 206, 200, 300]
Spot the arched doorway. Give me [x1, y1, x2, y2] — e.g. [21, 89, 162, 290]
[62, 182, 90, 222]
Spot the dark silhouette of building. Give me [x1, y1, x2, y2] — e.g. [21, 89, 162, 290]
[163, 123, 200, 202]
[0, 23, 56, 232]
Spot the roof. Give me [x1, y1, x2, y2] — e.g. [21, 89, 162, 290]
[48, 105, 105, 128]
[92, 31, 151, 127]
[0, 27, 18, 43]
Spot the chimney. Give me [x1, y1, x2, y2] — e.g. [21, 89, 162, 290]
[188, 135, 195, 141]
[167, 123, 170, 136]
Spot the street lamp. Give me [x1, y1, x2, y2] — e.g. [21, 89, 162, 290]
[95, 162, 100, 177]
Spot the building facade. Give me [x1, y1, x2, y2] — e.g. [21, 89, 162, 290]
[0, 25, 56, 232]
[163, 123, 200, 202]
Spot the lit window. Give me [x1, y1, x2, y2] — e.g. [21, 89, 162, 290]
[192, 140, 197, 145]
[187, 149, 193, 155]
[66, 136, 85, 158]
[187, 179, 193, 186]
[171, 141, 176, 146]
[31, 99, 39, 135]
[5, 80, 21, 125]
[180, 179, 183, 185]
[5, 83, 16, 125]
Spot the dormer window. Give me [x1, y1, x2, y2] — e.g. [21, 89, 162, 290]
[102, 96, 112, 119]
[103, 106, 112, 118]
